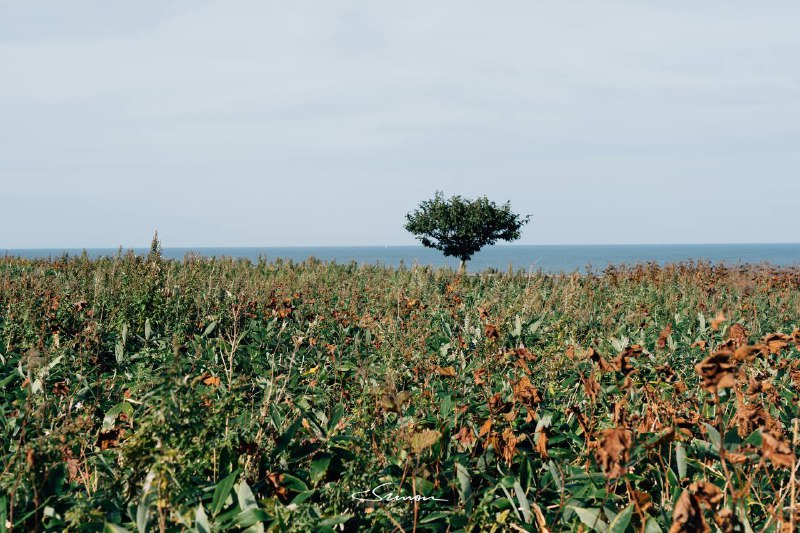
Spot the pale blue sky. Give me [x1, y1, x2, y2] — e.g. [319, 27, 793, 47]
[2, 1, 799, 247]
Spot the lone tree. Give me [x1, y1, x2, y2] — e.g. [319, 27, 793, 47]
[405, 192, 529, 273]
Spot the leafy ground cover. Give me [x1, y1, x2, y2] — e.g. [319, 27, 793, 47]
[2, 252, 800, 531]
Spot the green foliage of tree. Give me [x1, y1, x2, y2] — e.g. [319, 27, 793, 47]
[404, 192, 530, 270]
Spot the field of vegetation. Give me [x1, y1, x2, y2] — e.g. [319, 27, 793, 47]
[2, 251, 800, 532]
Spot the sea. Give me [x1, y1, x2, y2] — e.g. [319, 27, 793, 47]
[4, 244, 800, 273]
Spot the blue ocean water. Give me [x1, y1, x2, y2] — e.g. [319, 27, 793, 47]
[5, 244, 800, 273]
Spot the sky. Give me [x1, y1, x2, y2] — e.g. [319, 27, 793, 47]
[1, 1, 799, 248]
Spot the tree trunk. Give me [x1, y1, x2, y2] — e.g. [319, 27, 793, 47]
[458, 259, 467, 276]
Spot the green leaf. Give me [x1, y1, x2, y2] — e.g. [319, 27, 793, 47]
[291, 490, 315, 505]
[280, 473, 308, 493]
[440, 395, 453, 419]
[136, 493, 153, 533]
[194, 505, 211, 533]
[203, 321, 217, 337]
[512, 315, 523, 337]
[310, 454, 332, 485]
[439, 342, 450, 357]
[455, 462, 472, 513]
[0, 495, 6, 533]
[274, 418, 302, 456]
[103, 524, 131, 533]
[569, 507, 608, 532]
[703, 423, 721, 452]
[235, 508, 271, 529]
[115, 341, 124, 364]
[607, 505, 633, 533]
[327, 404, 344, 434]
[513, 480, 532, 524]
[211, 470, 239, 516]
[318, 514, 352, 527]
[419, 511, 449, 524]
[0, 373, 15, 389]
[102, 402, 134, 431]
[547, 461, 563, 493]
[744, 430, 763, 447]
[644, 517, 663, 533]
[236, 480, 258, 510]
[676, 442, 687, 479]
[144, 318, 152, 341]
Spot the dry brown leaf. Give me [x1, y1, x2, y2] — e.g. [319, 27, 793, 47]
[202, 375, 221, 387]
[670, 491, 709, 533]
[484, 323, 500, 341]
[98, 428, 124, 450]
[488, 392, 511, 415]
[531, 503, 550, 533]
[570, 406, 592, 440]
[644, 427, 675, 449]
[535, 431, 549, 458]
[728, 323, 749, 348]
[657, 324, 672, 348]
[695, 352, 738, 393]
[710, 312, 727, 331]
[380, 390, 411, 414]
[515, 346, 535, 360]
[747, 376, 779, 407]
[434, 366, 457, 377]
[714, 508, 739, 533]
[404, 297, 420, 309]
[633, 490, 654, 515]
[762, 333, 791, 355]
[497, 427, 520, 464]
[587, 348, 614, 373]
[479, 418, 492, 438]
[513, 375, 542, 407]
[689, 481, 723, 507]
[267, 472, 288, 499]
[52, 381, 69, 396]
[453, 426, 475, 449]
[581, 372, 600, 402]
[407, 429, 441, 454]
[732, 344, 767, 362]
[725, 452, 750, 464]
[65, 456, 82, 484]
[515, 358, 532, 375]
[791, 329, 800, 347]
[736, 403, 781, 438]
[595, 428, 632, 479]
[613, 345, 642, 375]
[761, 431, 794, 468]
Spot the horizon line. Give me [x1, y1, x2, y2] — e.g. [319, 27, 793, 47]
[5, 242, 800, 251]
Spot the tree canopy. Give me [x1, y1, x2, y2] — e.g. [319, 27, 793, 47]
[404, 192, 529, 267]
